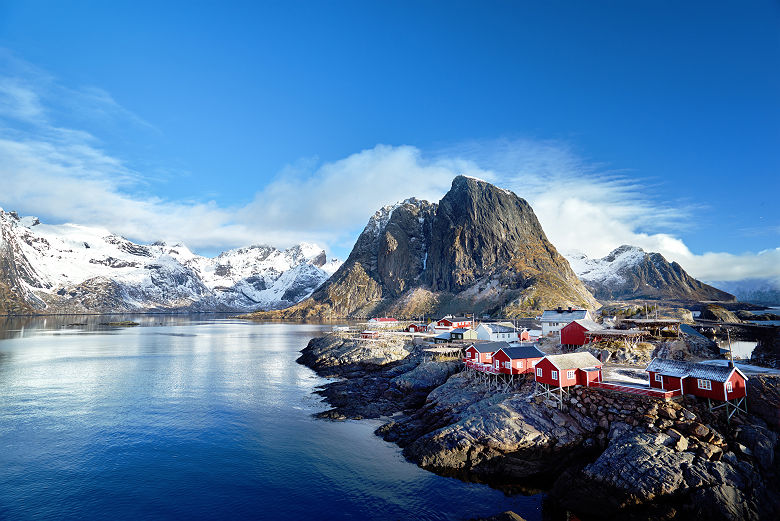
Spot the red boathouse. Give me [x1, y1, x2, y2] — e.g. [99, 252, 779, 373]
[464, 341, 509, 364]
[436, 316, 473, 331]
[492, 345, 545, 375]
[534, 352, 603, 388]
[560, 319, 602, 348]
[646, 358, 748, 417]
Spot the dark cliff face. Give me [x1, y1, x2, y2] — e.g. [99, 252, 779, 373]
[279, 176, 597, 318]
[426, 176, 580, 293]
[307, 198, 437, 316]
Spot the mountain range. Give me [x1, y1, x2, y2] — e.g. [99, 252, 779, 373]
[0, 209, 339, 314]
[0, 176, 754, 317]
[565, 245, 735, 303]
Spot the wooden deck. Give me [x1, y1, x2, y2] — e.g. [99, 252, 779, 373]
[590, 381, 681, 399]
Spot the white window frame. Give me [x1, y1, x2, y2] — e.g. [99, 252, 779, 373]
[517, 360, 523, 368]
[504, 361, 511, 369]
[551, 370, 558, 380]
[655, 373, 662, 382]
[536, 367, 543, 377]
[726, 381, 733, 393]
[567, 370, 575, 380]
[697, 378, 711, 391]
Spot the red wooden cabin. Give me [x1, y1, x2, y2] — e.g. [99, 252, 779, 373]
[463, 341, 509, 364]
[534, 352, 602, 388]
[361, 330, 379, 339]
[646, 358, 748, 402]
[492, 345, 545, 375]
[560, 319, 602, 347]
[406, 323, 427, 333]
[436, 316, 473, 330]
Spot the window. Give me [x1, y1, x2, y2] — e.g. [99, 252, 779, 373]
[697, 379, 711, 391]
[505, 361, 510, 369]
[536, 367, 543, 377]
[517, 360, 523, 368]
[551, 370, 558, 380]
[567, 370, 575, 379]
[654, 373, 662, 382]
[726, 381, 733, 393]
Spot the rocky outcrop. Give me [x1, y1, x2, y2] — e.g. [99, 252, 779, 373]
[554, 430, 771, 521]
[567, 245, 736, 303]
[746, 375, 780, 431]
[250, 176, 597, 319]
[300, 333, 780, 520]
[700, 304, 740, 323]
[0, 280, 34, 315]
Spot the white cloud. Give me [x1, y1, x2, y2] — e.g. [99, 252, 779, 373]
[0, 52, 776, 284]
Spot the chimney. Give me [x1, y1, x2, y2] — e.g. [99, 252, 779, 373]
[567, 307, 573, 313]
[557, 306, 563, 313]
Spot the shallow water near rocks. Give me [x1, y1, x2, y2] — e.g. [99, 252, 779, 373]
[0, 315, 541, 521]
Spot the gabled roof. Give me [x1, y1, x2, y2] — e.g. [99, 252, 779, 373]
[567, 319, 602, 331]
[646, 358, 748, 383]
[451, 327, 475, 334]
[541, 352, 602, 370]
[496, 346, 545, 360]
[541, 309, 589, 322]
[467, 341, 510, 353]
[435, 332, 451, 339]
[478, 322, 517, 334]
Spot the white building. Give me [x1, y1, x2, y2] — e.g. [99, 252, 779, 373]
[476, 322, 520, 342]
[540, 308, 592, 337]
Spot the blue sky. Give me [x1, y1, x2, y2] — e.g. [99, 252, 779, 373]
[0, 1, 778, 282]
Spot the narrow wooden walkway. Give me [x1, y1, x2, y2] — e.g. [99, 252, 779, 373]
[590, 381, 681, 400]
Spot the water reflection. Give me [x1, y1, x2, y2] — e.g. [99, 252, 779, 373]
[0, 317, 541, 521]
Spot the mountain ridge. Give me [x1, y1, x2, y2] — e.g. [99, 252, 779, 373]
[0, 208, 340, 314]
[565, 245, 735, 302]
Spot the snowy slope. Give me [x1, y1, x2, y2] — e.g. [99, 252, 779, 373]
[565, 245, 734, 302]
[0, 208, 341, 313]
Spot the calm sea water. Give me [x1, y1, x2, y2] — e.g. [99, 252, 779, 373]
[0, 315, 541, 521]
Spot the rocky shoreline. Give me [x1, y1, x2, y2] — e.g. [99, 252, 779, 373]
[300, 333, 780, 521]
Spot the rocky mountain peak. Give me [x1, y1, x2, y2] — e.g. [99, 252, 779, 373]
[274, 176, 597, 319]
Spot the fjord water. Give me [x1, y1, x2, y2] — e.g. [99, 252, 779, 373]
[0, 316, 540, 521]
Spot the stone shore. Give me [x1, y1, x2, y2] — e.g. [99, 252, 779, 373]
[299, 334, 780, 521]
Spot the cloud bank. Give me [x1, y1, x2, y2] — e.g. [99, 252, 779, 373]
[0, 51, 777, 285]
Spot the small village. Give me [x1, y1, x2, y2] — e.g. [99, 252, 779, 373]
[338, 307, 767, 422]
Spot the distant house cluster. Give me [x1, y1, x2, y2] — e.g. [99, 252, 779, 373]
[460, 307, 748, 416]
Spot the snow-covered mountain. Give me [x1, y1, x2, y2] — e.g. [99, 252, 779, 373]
[705, 278, 780, 306]
[0, 208, 340, 314]
[565, 245, 735, 302]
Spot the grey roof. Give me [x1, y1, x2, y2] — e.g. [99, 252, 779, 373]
[679, 324, 708, 340]
[467, 341, 511, 353]
[479, 323, 517, 334]
[441, 316, 472, 322]
[434, 332, 451, 339]
[568, 319, 602, 331]
[497, 346, 545, 360]
[543, 352, 602, 370]
[541, 309, 589, 322]
[451, 327, 473, 334]
[645, 358, 748, 383]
